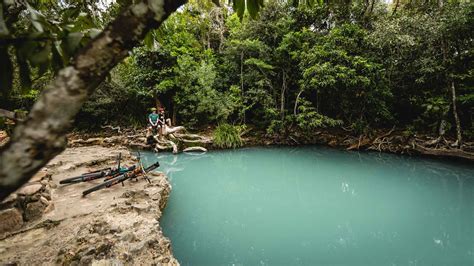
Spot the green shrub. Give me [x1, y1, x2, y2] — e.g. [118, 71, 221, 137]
[213, 124, 243, 149]
[296, 100, 343, 131]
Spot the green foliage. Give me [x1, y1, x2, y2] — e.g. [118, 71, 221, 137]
[75, 80, 151, 129]
[300, 23, 393, 127]
[0, 0, 109, 97]
[295, 100, 343, 131]
[109, 1, 473, 139]
[213, 123, 243, 148]
[2, 0, 473, 141]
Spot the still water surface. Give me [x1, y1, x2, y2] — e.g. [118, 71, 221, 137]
[141, 146, 474, 265]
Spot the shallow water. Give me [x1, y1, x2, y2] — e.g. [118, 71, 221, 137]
[141, 146, 474, 266]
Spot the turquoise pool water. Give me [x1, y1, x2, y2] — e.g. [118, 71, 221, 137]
[141, 146, 474, 265]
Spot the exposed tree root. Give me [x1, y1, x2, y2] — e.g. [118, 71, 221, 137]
[101, 125, 122, 134]
[149, 125, 210, 154]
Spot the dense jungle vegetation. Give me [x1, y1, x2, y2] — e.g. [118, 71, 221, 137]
[2, 0, 473, 141]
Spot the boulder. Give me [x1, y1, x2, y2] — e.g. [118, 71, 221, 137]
[25, 201, 46, 221]
[43, 202, 55, 214]
[0, 208, 24, 235]
[31, 170, 50, 182]
[17, 183, 43, 196]
[39, 196, 49, 206]
[1, 193, 18, 205]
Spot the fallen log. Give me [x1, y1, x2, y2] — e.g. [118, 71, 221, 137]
[414, 144, 474, 161]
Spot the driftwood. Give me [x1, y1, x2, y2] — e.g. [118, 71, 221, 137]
[183, 146, 207, 152]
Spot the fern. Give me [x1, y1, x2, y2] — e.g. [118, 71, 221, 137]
[213, 124, 243, 149]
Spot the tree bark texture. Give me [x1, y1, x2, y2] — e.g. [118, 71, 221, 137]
[0, 0, 187, 201]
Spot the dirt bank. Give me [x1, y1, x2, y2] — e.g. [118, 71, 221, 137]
[0, 146, 178, 265]
[66, 126, 474, 162]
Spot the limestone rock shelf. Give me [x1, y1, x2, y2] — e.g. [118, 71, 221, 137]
[0, 146, 178, 265]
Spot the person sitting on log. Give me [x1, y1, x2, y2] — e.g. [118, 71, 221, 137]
[148, 108, 159, 135]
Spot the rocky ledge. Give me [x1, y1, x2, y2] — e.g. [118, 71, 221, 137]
[0, 146, 178, 265]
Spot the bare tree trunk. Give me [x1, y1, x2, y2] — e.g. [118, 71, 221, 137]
[280, 70, 286, 120]
[451, 81, 462, 147]
[211, 7, 226, 53]
[392, 0, 400, 15]
[172, 100, 177, 126]
[294, 90, 304, 116]
[207, 32, 211, 50]
[218, 10, 225, 53]
[368, 0, 375, 16]
[155, 94, 163, 110]
[360, 0, 369, 17]
[0, 0, 187, 201]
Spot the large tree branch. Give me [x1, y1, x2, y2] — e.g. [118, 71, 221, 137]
[0, 0, 187, 201]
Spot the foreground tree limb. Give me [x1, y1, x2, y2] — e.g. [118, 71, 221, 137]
[0, 0, 187, 201]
